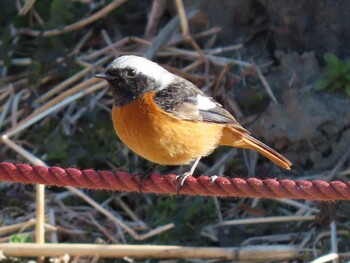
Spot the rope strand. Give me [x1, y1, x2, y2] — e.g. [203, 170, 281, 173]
[1, 162, 349, 200]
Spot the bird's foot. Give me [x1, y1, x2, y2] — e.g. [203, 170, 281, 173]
[175, 171, 193, 194]
[175, 157, 202, 194]
[135, 164, 159, 193]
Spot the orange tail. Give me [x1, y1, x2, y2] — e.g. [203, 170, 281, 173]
[220, 127, 292, 170]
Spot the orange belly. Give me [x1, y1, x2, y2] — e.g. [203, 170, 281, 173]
[112, 93, 224, 165]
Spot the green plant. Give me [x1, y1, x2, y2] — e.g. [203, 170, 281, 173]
[9, 234, 32, 243]
[315, 53, 350, 95]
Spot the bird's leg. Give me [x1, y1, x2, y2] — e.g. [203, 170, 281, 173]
[138, 164, 159, 192]
[176, 157, 201, 193]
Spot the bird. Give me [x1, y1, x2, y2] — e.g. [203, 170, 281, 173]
[95, 55, 292, 190]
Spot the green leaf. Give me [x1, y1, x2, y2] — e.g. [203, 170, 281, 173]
[344, 61, 350, 71]
[324, 53, 341, 68]
[253, 91, 264, 104]
[346, 84, 350, 96]
[333, 81, 344, 90]
[49, 0, 87, 29]
[341, 65, 350, 75]
[326, 66, 341, 79]
[10, 234, 32, 243]
[315, 79, 332, 90]
[316, 53, 350, 94]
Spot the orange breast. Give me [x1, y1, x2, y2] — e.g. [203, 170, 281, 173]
[112, 93, 223, 165]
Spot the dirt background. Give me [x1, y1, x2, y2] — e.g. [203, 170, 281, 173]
[187, 0, 350, 173]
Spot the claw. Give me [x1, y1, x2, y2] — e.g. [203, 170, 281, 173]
[210, 175, 218, 183]
[138, 173, 150, 193]
[135, 164, 159, 193]
[176, 171, 193, 194]
[175, 157, 202, 194]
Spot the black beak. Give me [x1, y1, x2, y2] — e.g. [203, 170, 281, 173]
[94, 73, 113, 80]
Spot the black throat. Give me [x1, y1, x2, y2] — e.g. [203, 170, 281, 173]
[107, 72, 159, 107]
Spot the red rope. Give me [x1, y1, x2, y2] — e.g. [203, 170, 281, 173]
[0, 162, 349, 200]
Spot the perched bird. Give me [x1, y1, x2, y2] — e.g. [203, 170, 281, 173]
[95, 55, 292, 188]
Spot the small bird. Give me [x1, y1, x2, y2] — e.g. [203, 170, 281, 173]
[95, 55, 292, 188]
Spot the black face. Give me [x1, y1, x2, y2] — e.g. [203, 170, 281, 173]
[96, 66, 158, 107]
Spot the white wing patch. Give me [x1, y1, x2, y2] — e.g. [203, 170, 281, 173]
[196, 94, 216, 110]
[109, 55, 175, 90]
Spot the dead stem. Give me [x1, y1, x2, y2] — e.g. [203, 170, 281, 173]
[16, 0, 128, 37]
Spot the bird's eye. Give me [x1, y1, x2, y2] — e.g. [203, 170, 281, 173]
[126, 68, 136, 77]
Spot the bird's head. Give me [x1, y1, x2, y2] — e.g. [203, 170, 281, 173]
[95, 55, 175, 106]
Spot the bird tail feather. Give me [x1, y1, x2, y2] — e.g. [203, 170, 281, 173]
[219, 127, 292, 170]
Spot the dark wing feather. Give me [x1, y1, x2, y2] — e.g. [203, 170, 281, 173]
[153, 78, 249, 133]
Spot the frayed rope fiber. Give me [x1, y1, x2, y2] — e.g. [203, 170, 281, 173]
[1, 162, 350, 200]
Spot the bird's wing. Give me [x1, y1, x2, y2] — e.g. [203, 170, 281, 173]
[153, 78, 249, 134]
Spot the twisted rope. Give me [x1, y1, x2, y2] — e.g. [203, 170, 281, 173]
[0, 162, 349, 200]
